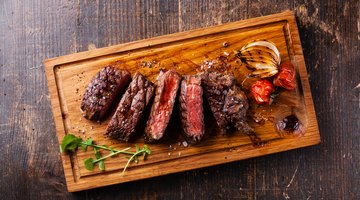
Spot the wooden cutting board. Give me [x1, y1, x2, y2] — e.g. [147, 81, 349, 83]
[45, 10, 320, 192]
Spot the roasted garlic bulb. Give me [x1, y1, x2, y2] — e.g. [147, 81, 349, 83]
[236, 40, 281, 78]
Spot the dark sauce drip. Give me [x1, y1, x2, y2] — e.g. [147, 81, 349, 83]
[280, 115, 300, 133]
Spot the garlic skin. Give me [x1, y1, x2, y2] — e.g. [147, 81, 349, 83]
[236, 40, 281, 78]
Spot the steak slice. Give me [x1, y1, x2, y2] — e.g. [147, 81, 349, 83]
[223, 85, 251, 132]
[145, 69, 182, 143]
[105, 72, 154, 142]
[201, 71, 235, 133]
[81, 66, 131, 121]
[179, 75, 204, 143]
[201, 71, 261, 144]
[223, 84, 262, 144]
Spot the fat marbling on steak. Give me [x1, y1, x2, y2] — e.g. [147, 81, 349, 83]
[81, 66, 131, 121]
[179, 75, 204, 143]
[145, 69, 182, 143]
[105, 72, 154, 142]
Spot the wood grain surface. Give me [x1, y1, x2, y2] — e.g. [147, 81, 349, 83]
[0, 0, 359, 199]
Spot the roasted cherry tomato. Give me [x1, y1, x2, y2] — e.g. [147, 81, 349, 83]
[250, 80, 275, 105]
[273, 61, 296, 90]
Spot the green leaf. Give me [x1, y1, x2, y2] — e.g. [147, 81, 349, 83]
[142, 145, 151, 160]
[94, 147, 101, 159]
[84, 158, 94, 171]
[94, 147, 105, 171]
[60, 134, 82, 153]
[80, 138, 93, 151]
[98, 160, 105, 171]
[135, 145, 140, 153]
[143, 145, 151, 154]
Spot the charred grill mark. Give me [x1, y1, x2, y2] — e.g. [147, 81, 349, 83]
[80, 66, 131, 121]
[105, 72, 154, 142]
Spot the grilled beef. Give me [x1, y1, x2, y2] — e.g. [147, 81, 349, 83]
[105, 72, 154, 142]
[201, 71, 235, 133]
[223, 85, 251, 132]
[145, 69, 182, 143]
[81, 66, 131, 121]
[179, 75, 204, 143]
[201, 71, 259, 141]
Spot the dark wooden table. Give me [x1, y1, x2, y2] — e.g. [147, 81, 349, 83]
[0, 1, 359, 199]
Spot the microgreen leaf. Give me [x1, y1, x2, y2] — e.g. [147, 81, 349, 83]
[121, 145, 152, 175]
[59, 134, 151, 174]
[142, 145, 151, 160]
[98, 159, 105, 171]
[84, 158, 94, 171]
[60, 134, 82, 153]
[94, 147, 104, 171]
[143, 145, 151, 154]
[80, 138, 93, 151]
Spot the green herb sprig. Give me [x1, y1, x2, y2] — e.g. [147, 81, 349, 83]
[60, 134, 151, 174]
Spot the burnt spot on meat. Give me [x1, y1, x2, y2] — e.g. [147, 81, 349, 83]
[80, 66, 131, 121]
[179, 75, 204, 143]
[145, 69, 182, 143]
[105, 72, 154, 142]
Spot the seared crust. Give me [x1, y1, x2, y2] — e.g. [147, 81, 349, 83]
[80, 66, 131, 121]
[105, 72, 154, 142]
[223, 85, 251, 132]
[201, 71, 235, 133]
[201, 71, 255, 136]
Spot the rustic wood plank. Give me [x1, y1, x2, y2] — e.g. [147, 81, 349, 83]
[0, 0, 359, 199]
[0, 0, 77, 199]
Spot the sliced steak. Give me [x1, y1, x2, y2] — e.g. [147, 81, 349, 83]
[223, 85, 251, 132]
[145, 69, 182, 143]
[179, 75, 204, 143]
[202, 71, 261, 144]
[223, 85, 262, 144]
[81, 66, 131, 121]
[201, 71, 235, 133]
[105, 72, 154, 142]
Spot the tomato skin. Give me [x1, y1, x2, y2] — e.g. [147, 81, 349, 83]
[250, 80, 275, 105]
[273, 61, 296, 90]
